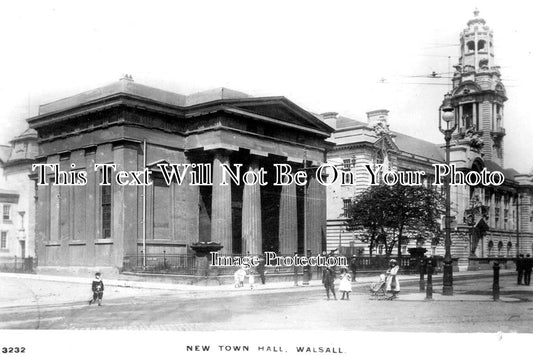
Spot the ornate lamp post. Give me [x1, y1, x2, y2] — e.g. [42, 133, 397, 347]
[438, 93, 457, 296]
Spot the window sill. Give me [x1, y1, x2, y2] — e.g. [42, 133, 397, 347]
[45, 242, 61, 247]
[95, 239, 114, 245]
[69, 241, 86, 246]
[137, 241, 187, 246]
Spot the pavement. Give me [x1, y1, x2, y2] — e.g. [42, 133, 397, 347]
[0, 269, 521, 304]
[1, 272, 532, 331]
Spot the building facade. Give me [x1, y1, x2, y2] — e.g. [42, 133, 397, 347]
[323, 11, 533, 270]
[27, 77, 333, 274]
[0, 129, 38, 264]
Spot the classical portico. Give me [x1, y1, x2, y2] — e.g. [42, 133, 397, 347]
[195, 144, 328, 256]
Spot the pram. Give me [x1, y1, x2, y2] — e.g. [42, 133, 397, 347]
[369, 274, 395, 300]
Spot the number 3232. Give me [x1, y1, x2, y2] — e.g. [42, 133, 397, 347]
[1, 347, 25, 353]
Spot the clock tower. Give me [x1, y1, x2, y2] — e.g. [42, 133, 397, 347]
[451, 9, 507, 167]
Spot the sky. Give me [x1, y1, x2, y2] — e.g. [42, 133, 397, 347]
[1, 0, 531, 172]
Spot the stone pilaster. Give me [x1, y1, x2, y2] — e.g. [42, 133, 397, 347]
[242, 161, 262, 255]
[278, 181, 297, 255]
[210, 151, 233, 254]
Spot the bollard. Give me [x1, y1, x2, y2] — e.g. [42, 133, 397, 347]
[425, 263, 434, 300]
[419, 258, 425, 292]
[293, 251, 299, 286]
[493, 261, 500, 301]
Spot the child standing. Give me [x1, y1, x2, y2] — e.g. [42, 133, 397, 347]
[339, 268, 352, 300]
[247, 267, 255, 290]
[322, 266, 337, 300]
[89, 272, 104, 306]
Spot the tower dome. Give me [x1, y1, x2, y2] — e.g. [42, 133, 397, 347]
[449, 10, 507, 167]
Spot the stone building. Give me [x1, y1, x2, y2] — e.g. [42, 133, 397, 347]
[27, 77, 333, 275]
[0, 129, 38, 264]
[323, 11, 533, 270]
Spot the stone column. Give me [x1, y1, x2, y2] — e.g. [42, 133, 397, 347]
[278, 181, 297, 255]
[211, 151, 232, 254]
[306, 170, 326, 255]
[473, 102, 477, 129]
[242, 161, 262, 255]
[490, 191, 495, 228]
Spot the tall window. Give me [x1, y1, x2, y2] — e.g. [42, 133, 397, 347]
[504, 196, 509, 230]
[375, 151, 384, 183]
[101, 185, 112, 238]
[0, 231, 7, 249]
[504, 208, 509, 230]
[99, 165, 113, 239]
[494, 195, 501, 228]
[2, 205, 10, 221]
[484, 190, 491, 206]
[495, 104, 502, 129]
[342, 199, 351, 217]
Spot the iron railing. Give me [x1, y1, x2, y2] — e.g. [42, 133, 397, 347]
[123, 253, 197, 274]
[0, 256, 37, 273]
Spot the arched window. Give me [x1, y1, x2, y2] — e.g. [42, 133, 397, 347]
[375, 150, 384, 183]
[477, 40, 486, 51]
[467, 41, 475, 52]
[376, 150, 384, 165]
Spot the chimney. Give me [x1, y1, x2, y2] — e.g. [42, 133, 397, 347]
[120, 74, 134, 82]
[366, 109, 389, 128]
[321, 112, 338, 129]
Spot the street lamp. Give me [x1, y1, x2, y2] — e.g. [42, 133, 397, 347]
[516, 193, 521, 258]
[438, 92, 457, 296]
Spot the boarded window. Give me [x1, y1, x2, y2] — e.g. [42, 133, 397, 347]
[153, 178, 171, 240]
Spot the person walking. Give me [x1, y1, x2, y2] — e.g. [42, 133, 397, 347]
[339, 268, 352, 300]
[524, 254, 532, 286]
[385, 259, 400, 299]
[517, 254, 524, 285]
[322, 265, 337, 300]
[349, 255, 357, 282]
[256, 255, 266, 284]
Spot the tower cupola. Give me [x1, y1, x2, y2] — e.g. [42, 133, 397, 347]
[450, 10, 507, 167]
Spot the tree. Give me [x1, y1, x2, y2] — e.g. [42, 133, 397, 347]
[345, 184, 445, 257]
